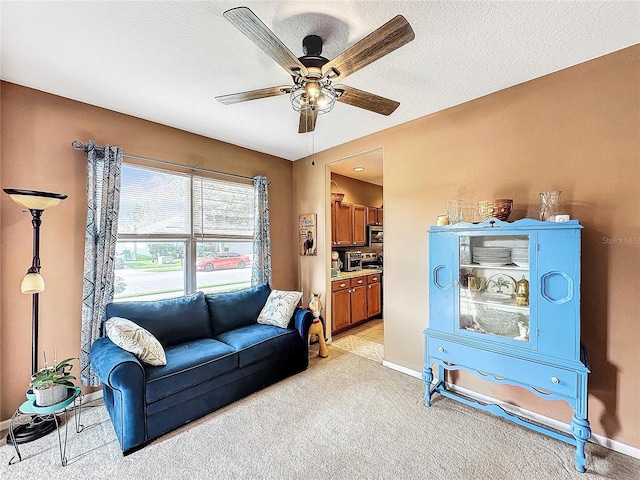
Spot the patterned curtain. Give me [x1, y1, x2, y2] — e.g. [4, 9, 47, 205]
[251, 175, 272, 287]
[80, 141, 123, 386]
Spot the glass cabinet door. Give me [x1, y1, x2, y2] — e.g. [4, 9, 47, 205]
[458, 234, 533, 346]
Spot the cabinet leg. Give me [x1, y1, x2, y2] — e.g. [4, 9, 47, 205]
[571, 414, 591, 473]
[423, 367, 434, 407]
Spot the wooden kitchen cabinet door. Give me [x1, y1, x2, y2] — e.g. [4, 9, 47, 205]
[352, 204, 367, 246]
[366, 206, 378, 225]
[332, 201, 353, 246]
[350, 284, 367, 324]
[367, 281, 381, 318]
[366, 206, 383, 225]
[331, 281, 351, 334]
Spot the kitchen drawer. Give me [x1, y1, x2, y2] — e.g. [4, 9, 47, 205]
[367, 273, 381, 284]
[350, 277, 366, 288]
[426, 337, 578, 398]
[332, 279, 350, 292]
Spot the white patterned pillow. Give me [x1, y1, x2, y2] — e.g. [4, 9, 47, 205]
[105, 317, 167, 366]
[257, 290, 303, 329]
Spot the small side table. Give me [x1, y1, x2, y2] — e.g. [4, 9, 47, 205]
[8, 386, 84, 466]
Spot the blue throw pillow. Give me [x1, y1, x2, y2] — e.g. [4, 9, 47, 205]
[105, 292, 212, 348]
[206, 284, 271, 336]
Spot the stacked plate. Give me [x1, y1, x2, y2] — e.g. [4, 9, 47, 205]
[511, 247, 529, 267]
[472, 247, 511, 266]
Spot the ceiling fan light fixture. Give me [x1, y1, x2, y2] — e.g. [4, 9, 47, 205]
[305, 80, 321, 99]
[291, 79, 336, 115]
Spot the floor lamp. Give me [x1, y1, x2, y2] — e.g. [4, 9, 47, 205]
[3, 188, 68, 444]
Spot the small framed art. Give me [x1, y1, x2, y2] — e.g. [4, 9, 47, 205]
[299, 213, 317, 256]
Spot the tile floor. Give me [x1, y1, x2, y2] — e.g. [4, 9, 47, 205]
[309, 317, 384, 360]
[333, 318, 384, 345]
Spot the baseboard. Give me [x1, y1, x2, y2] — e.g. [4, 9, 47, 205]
[0, 389, 104, 432]
[382, 359, 423, 379]
[382, 360, 640, 460]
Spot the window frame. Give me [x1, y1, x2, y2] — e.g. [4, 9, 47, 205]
[116, 162, 255, 300]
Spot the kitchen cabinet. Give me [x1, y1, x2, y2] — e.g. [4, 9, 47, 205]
[350, 277, 367, 324]
[332, 201, 352, 246]
[331, 201, 367, 247]
[423, 218, 590, 472]
[331, 273, 382, 335]
[367, 206, 383, 225]
[366, 273, 381, 318]
[331, 280, 351, 332]
[352, 205, 367, 246]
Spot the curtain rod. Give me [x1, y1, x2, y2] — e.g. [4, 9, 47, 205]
[71, 141, 255, 182]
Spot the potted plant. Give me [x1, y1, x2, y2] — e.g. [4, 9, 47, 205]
[30, 357, 76, 407]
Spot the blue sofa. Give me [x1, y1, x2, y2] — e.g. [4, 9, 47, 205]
[90, 284, 314, 453]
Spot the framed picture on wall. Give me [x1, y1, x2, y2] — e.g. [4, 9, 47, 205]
[299, 214, 317, 256]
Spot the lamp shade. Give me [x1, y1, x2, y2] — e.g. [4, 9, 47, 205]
[3, 189, 68, 210]
[21, 272, 45, 294]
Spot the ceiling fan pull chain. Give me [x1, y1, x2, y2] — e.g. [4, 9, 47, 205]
[305, 115, 311, 166]
[311, 126, 315, 166]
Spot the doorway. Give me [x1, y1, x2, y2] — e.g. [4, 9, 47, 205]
[326, 147, 384, 362]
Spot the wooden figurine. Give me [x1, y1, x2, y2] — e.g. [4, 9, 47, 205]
[308, 293, 328, 358]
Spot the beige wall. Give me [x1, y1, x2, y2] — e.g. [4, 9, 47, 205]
[331, 173, 383, 207]
[0, 83, 295, 420]
[293, 45, 640, 448]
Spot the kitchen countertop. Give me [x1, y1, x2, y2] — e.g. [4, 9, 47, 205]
[332, 268, 383, 281]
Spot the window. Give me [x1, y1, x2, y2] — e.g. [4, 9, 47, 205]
[114, 164, 254, 301]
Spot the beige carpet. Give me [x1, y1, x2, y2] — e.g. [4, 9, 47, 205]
[330, 334, 384, 363]
[1, 347, 638, 480]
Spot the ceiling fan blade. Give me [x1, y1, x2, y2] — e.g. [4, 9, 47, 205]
[322, 15, 414, 82]
[335, 85, 400, 116]
[224, 7, 308, 78]
[216, 86, 292, 105]
[298, 108, 318, 134]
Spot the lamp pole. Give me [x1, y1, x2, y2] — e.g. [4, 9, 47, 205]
[29, 208, 43, 375]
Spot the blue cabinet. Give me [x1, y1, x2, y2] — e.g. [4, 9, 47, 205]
[424, 218, 590, 472]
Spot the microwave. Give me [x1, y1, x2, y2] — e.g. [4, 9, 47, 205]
[368, 226, 383, 247]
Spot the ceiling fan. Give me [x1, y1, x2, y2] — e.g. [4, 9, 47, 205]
[216, 7, 415, 133]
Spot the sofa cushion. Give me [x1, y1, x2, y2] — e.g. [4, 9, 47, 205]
[145, 338, 237, 404]
[257, 290, 303, 328]
[105, 317, 167, 366]
[215, 324, 300, 368]
[105, 292, 212, 348]
[206, 283, 271, 336]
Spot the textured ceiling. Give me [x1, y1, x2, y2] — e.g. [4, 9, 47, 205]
[2, 1, 639, 165]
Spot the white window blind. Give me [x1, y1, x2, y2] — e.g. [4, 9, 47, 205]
[118, 165, 254, 239]
[193, 177, 254, 238]
[118, 165, 191, 235]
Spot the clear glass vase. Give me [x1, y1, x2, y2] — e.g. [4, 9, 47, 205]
[539, 191, 561, 221]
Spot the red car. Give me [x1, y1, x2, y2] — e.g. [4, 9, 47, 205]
[196, 252, 251, 271]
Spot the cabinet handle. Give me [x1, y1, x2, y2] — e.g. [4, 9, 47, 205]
[339, 283, 346, 288]
[551, 376, 560, 384]
[453, 280, 459, 285]
[438, 347, 445, 353]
